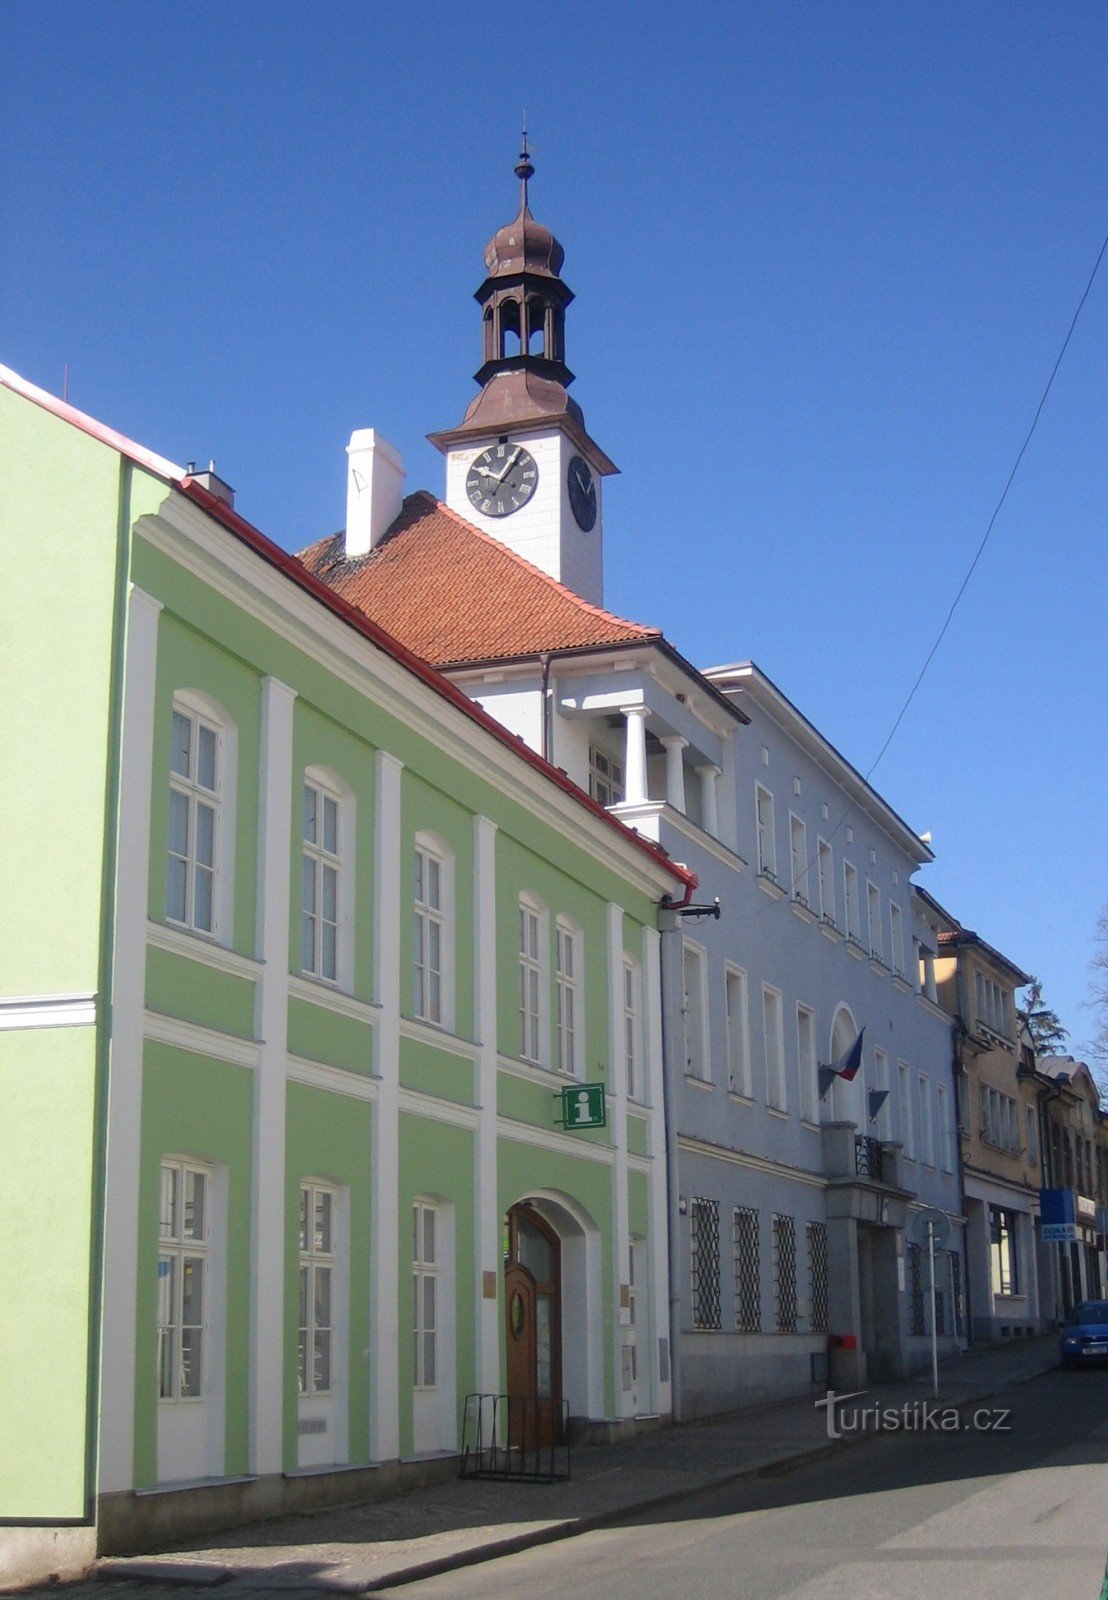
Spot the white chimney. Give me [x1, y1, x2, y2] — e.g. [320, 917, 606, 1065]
[345, 429, 405, 558]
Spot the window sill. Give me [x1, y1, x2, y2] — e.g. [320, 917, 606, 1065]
[818, 919, 844, 943]
[765, 1105, 790, 1120]
[685, 1074, 714, 1091]
[868, 955, 891, 978]
[728, 1090, 755, 1106]
[892, 974, 913, 994]
[148, 919, 262, 980]
[756, 872, 787, 901]
[790, 898, 817, 924]
[845, 938, 867, 962]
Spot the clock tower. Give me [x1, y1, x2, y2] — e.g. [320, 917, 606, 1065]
[429, 141, 617, 606]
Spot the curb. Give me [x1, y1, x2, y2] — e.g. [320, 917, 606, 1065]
[94, 1357, 1059, 1594]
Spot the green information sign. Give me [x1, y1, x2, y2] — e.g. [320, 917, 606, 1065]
[558, 1082, 607, 1130]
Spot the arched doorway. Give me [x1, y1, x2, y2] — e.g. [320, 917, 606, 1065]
[504, 1204, 562, 1443]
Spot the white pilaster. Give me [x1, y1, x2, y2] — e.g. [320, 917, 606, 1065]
[473, 815, 501, 1395]
[607, 903, 631, 1416]
[660, 736, 687, 814]
[623, 707, 648, 805]
[643, 924, 672, 1417]
[697, 764, 720, 839]
[370, 750, 403, 1460]
[249, 676, 296, 1474]
[100, 585, 162, 1493]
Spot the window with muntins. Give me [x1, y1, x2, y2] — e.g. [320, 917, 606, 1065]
[889, 901, 905, 976]
[168, 706, 220, 935]
[623, 958, 642, 1100]
[756, 786, 777, 879]
[726, 967, 751, 1096]
[299, 1184, 334, 1395]
[789, 814, 809, 904]
[867, 881, 883, 961]
[158, 1160, 209, 1401]
[302, 779, 341, 982]
[989, 1205, 1018, 1295]
[589, 744, 624, 807]
[518, 899, 543, 1064]
[918, 1073, 935, 1166]
[412, 1202, 438, 1389]
[797, 1004, 817, 1123]
[974, 971, 1011, 1037]
[843, 862, 860, 942]
[556, 920, 580, 1075]
[818, 839, 836, 924]
[683, 942, 709, 1081]
[763, 985, 786, 1110]
[414, 843, 445, 1024]
[899, 1060, 915, 1158]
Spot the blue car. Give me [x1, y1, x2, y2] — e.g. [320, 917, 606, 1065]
[1059, 1300, 1108, 1368]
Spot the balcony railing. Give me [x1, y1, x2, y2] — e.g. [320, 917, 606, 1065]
[459, 1393, 571, 1482]
[855, 1134, 885, 1182]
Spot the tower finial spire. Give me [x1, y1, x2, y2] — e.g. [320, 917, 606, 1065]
[514, 119, 534, 215]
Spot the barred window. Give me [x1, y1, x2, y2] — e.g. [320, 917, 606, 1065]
[908, 1242, 925, 1335]
[690, 1197, 721, 1330]
[772, 1213, 797, 1332]
[733, 1207, 760, 1332]
[807, 1221, 828, 1334]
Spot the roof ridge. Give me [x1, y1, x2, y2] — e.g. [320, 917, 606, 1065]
[402, 490, 660, 640]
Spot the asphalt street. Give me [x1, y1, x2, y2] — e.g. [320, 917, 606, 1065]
[379, 1367, 1108, 1600]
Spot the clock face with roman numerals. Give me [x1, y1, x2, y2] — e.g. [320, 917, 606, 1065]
[465, 442, 539, 518]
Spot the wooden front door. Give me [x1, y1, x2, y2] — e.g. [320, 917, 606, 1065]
[505, 1205, 562, 1446]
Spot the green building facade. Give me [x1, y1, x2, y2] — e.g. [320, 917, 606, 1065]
[0, 366, 689, 1583]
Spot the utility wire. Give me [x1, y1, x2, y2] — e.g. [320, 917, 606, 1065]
[864, 228, 1108, 783]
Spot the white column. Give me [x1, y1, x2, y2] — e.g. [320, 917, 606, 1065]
[607, 903, 632, 1417]
[643, 924, 672, 1418]
[370, 750, 403, 1460]
[697, 764, 720, 838]
[623, 707, 648, 805]
[473, 814, 501, 1395]
[660, 736, 687, 814]
[249, 675, 296, 1474]
[99, 586, 162, 1493]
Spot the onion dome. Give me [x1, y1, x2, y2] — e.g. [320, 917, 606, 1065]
[483, 141, 565, 280]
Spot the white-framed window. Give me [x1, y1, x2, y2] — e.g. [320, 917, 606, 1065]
[974, 971, 1011, 1037]
[518, 895, 545, 1064]
[589, 744, 624, 807]
[755, 785, 777, 879]
[937, 1083, 953, 1172]
[302, 777, 342, 983]
[917, 1073, 935, 1166]
[899, 1060, 915, 1158]
[682, 940, 709, 1081]
[889, 902, 905, 976]
[414, 838, 447, 1025]
[555, 918, 582, 1076]
[979, 1084, 1021, 1154]
[623, 956, 643, 1100]
[873, 1047, 890, 1139]
[412, 1201, 438, 1389]
[726, 966, 751, 1097]
[817, 839, 836, 925]
[158, 1159, 210, 1402]
[168, 702, 223, 936]
[1026, 1105, 1039, 1165]
[298, 1183, 334, 1395]
[866, 881, 883, 961]
[989, 1205, 1019, 1296]
[763, 984, 786, 1111]
[789, 814, 809, 904]
[843, 861, 860, 942]
[797, 1003, 818, 1123]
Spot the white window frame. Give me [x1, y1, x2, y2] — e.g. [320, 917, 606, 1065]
[298, 1182, 336, 1397]
[817, 838, 836, 925]
[589, 743, 624, 807]
[873, 1046, 890, 1140]
[158, 1158, 211, 1404]
[789, 813, 809, 905]
[797, 1002, 818, 1124]
[763, 983, 786, 1111]
[918, 1072, 935, 1167]
[843, 861, 860, 943]
[555, 916, 583, 1077]
[725, 965, 752, 1098]
[623, 956, 643, 1101]
[937, 1083, 953, 1172]
[413, 832, 453, 1030]
[755, 785, 778, 880]
[301, 773, 343, 985]
[866, 880, 883, 962]
[167, 694, 236, 941]
[682, 939, 710, 1082]
[518, 894, 548, 1066]
[889, 901, 905, 977]
[899, 1059, 915, 1158]
[412, 1200, 439, 1391]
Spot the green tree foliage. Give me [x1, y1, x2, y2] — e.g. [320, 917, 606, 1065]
[1017, 975, 1069, 1059]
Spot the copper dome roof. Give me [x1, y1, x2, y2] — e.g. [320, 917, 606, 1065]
[483, 203, 565, 279]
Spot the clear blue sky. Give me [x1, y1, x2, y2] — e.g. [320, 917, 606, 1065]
[4, 1, 1105, 1050]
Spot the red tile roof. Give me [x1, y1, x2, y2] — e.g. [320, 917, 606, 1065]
[298, 492, 660, 667]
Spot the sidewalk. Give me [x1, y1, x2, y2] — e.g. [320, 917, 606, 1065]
[97, 1338, 1059, 1594]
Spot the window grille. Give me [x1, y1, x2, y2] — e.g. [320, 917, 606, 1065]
[951, 1251, 964, 1338]
[934, 1286, 947, 1337]
[690, 1197, 721, 1330]
[908, 1243, 925, 1335]
[772, 1214, 797, 1332]
[807, 1221, 828, 1333]
[733, 1207, 760, 1331]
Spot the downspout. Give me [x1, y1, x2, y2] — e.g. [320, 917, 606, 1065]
[952, 957, 975, 1346]
[656, 902, 684, 1421]
[539, 651, 553, 766]
[1037, 1073, 1063, 1322]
